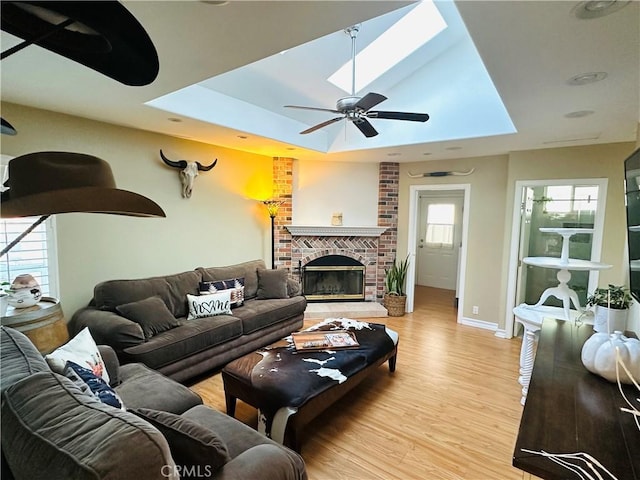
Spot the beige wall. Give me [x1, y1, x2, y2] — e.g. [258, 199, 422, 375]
[399, 155, 509, 326]
[3, 102, 637, 333]
[1, 102, 274, 316]
[501, 143, 636, 333]
[398, 143, 636, 332]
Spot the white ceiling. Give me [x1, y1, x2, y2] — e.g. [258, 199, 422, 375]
[1, 1, 639, 164]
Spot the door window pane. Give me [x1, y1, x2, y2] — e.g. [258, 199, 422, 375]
[425, 204, 454, 248]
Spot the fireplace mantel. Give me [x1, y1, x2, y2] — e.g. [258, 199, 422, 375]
[285, 225, 388, 237]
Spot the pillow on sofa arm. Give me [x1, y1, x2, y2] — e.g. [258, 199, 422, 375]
[45, 327, 111, 385]
[287, 278, 302, 297]
[131, 408, 230, 477]
[256, 269, 289, 299]
[116, 296, 181, 340]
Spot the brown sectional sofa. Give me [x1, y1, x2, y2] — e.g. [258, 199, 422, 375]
[69, 260, 306, 382]
[0, 326, 307, 480]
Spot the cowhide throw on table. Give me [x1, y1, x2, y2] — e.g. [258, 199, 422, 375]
[250, 318, 394, 417]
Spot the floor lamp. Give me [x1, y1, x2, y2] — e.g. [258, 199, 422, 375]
[263, 200, 282, 269]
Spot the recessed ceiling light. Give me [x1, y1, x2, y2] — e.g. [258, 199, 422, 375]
[387, 152, 401, 157]
[422, 152, 432, 156]
[573, 1, 630, 19]
[446, 146, 462, 151]
[168, 117, 182, 123]
[200, 1, 229, 5]
[237, 135, 248, 139]
[567, 72, 607, 86]
[564, 110, 595, 118]
[286, 147, 296, 151]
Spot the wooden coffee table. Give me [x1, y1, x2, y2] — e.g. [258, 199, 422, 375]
[221, 318, 398, 453]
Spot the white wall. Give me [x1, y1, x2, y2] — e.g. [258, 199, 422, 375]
[292, 160, 379, 226]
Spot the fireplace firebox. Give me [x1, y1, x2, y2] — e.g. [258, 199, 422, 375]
[302, 255, 365, 302]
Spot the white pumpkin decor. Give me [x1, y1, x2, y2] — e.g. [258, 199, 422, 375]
[581, 331, 640, 384]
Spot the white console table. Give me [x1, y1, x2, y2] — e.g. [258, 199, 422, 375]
[513, 228, 611, 405]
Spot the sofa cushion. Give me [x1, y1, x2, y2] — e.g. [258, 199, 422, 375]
[200, 277, 245, 307]
[232, 297, 307, 335]
[186, 291, 232, 320]
[93, 269, 202, 318]
[197, 259, 266, 300]
[132, 408, 230, 477]
[1, 371, 177, 480]
[122, 316, 242, 370]
[116, 363, 202, 414]
[256, 269, 289, 300]
[45, 327, 110, 384]
[0, 326, 49, 394]
[116, 296, 181, 339]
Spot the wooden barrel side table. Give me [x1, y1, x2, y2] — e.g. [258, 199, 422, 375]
[1, 297, 69, 353]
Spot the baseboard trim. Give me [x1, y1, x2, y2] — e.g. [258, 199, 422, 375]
[459, 317, 498, 331]
[494, 329, 509, 339]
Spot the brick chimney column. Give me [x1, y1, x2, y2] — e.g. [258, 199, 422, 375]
[377, 162, 399, 301]
[272, 157, 293, 270]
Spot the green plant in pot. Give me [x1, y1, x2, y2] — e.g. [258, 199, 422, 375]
[586, 284, 632, 333]
[384, 255, 410, 317]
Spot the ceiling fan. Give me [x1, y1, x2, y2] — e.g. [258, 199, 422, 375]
[284, 25, 430, 138]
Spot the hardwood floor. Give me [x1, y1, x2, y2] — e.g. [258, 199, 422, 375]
[190, 286, 526, 479]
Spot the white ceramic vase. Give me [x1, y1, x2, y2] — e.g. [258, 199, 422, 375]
[592, 305, 628, 333]
[0, 294, 8, 317]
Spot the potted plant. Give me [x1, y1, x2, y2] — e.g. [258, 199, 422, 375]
[384, 255, 410, 317]
[586, 284, 632, 333]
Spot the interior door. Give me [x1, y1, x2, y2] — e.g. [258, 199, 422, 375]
[416, 193, 463, 290]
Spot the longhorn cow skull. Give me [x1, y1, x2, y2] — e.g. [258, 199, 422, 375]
[160, 149, 218, 198]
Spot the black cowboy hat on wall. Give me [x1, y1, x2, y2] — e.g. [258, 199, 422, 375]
[1, 1, 159, 86]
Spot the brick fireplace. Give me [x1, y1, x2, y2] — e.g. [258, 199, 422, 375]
[271, 158, 399, 303]
[286, 226, 387, 302]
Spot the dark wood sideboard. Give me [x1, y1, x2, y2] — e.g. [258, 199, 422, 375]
[513, 319, 640, 479]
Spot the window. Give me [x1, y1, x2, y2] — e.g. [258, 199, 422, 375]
[544, 185, 598, 213]
[0, 216, 58, 297]
[425, 203, 455, 248]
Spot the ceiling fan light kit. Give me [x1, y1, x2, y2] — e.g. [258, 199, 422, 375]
[285, 25, 429, 138]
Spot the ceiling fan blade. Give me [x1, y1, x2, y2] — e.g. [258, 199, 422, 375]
[285, 105, 342, 114]
[353, 118, 378, 138]
[354, 92, 387, 112]
[367, 111, 430, 122]
[300, 116, 344, 134]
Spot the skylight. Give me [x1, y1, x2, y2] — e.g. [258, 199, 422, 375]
[328, 0, 447, 94]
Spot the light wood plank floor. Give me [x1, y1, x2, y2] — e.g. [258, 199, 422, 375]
[190, 286, 526, 479]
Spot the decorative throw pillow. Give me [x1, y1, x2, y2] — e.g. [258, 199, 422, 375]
[186, 290, 232, 320]
[256, 268, 289, 299]
[64, 361, 125, 410]
[131, 408, 230, 476]
[199, 277, 245, 307]
[116, 296, 181, 339]
[45, 327, 110, 384]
